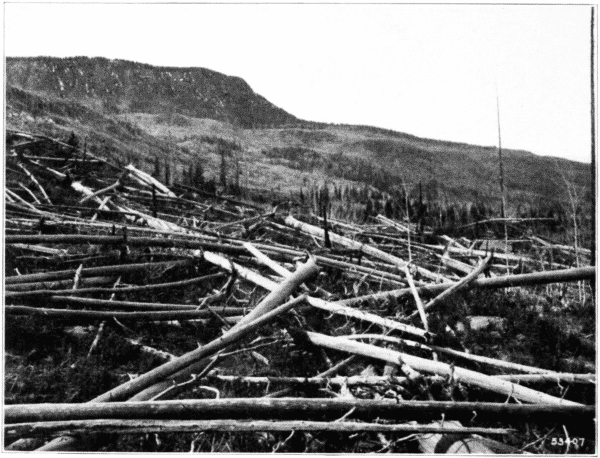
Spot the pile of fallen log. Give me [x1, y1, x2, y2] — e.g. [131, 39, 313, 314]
[3, 130, 595, 453]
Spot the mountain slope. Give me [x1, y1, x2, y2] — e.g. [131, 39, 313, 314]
[5, 56, 592, 211]
[6, 56, 299, 128]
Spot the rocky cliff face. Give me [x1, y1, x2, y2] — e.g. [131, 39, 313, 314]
[6, 56, 299, 128]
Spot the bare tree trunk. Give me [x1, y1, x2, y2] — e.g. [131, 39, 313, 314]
[337, 266, 595, 307]
[7, 419, 513, 440]
[305, 331, 583, 406]
[7, 399, 590, 424]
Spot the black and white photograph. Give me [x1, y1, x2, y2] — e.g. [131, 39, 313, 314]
[2, 2, 596, 454]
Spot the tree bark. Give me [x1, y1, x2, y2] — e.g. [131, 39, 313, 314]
[305, 332, 583, 406]
[5, 259, 194, 285]
[6, 419, 513, 439]
[285, 215, 449, 282]
[337, 266, 595, 307]
[6, 398, 591, 424]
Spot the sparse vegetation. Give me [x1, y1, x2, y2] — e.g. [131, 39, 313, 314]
[4, 57, 595, 454]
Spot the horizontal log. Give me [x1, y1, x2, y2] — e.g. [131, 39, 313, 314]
[5, 272, 226, 299]
[19, 155, 102, 164]
[5, 229, 410, 283]
[5, 306, 242, 322]
[5, 259, 195, 285]
[5, 398, 591, 424]
[204, 373, 596, 386]
[5, 276, 115, 292]
[337, 266, 596, 307]
[202, 374, 411, 386]
[5, 419, 514, 439]
[5, 234, 249, 256]
[495, 373, 596, 384]
[49, 296, 244, 313]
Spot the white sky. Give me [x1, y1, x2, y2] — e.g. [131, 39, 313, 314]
[4, 3, 594, 163]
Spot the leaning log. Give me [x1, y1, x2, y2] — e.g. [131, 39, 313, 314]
[284, 214, 449, 282]
[406, 254, 491, 320]
[89, 295, 307, 402]
[45, 261, 315, 404]
[201, 250, 428, 338]
[35, 262, 316, 451]
[337, 266, 596, 307]
[345, 335, 556, 375]
[305, 332, 582, 406]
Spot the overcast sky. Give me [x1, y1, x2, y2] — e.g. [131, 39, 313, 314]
[5, 3, 594, 163]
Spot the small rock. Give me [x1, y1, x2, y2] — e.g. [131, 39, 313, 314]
[468, 316, 506, 332]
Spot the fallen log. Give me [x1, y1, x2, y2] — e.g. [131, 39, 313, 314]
[307, 296, 429, 339]
[264, 355, 358, 399]
[35, 266, 314, 451]
[314, 255, 408, 285]
[5, 306, 241, 322]
[345, 335, 557, 375]
[243, 243, 333, 298]
[49, 296, 244, 313]
[305, 332, 582, 406]
[125, 164, 176, 198]
[6, 419, 514, 440]
[406, 254, 492, 320]
[5, 272, 226, 299]
[203, 374, 411, 387]
[495, 373, 595, 384]
[5, 276, 115, 292]
[528, 235, 592, 256]
[5, 259, 195, 285]
[202, 372, 596, 386]
[5, 234, 249, 256]
[201, 250, 428, 338]
[119, 261, 318, 404]
[79, 170, 128, 204]
[375, 214, 410, 232]
[337, 266, 596, 307]
[98, 295, 308, 402]
[404, 266, 429, 331]
[6, 398, 591, 424]
[244, 242, 292, 279]
[285, 214, 449, 282]
[6, 230, 403, 276]
[17, 182, 41, 204]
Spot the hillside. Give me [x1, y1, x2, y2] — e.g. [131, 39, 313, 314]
[4, 56, 595, 454]
[6, 56, 299, 128]
[5, 56, 593, 216]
